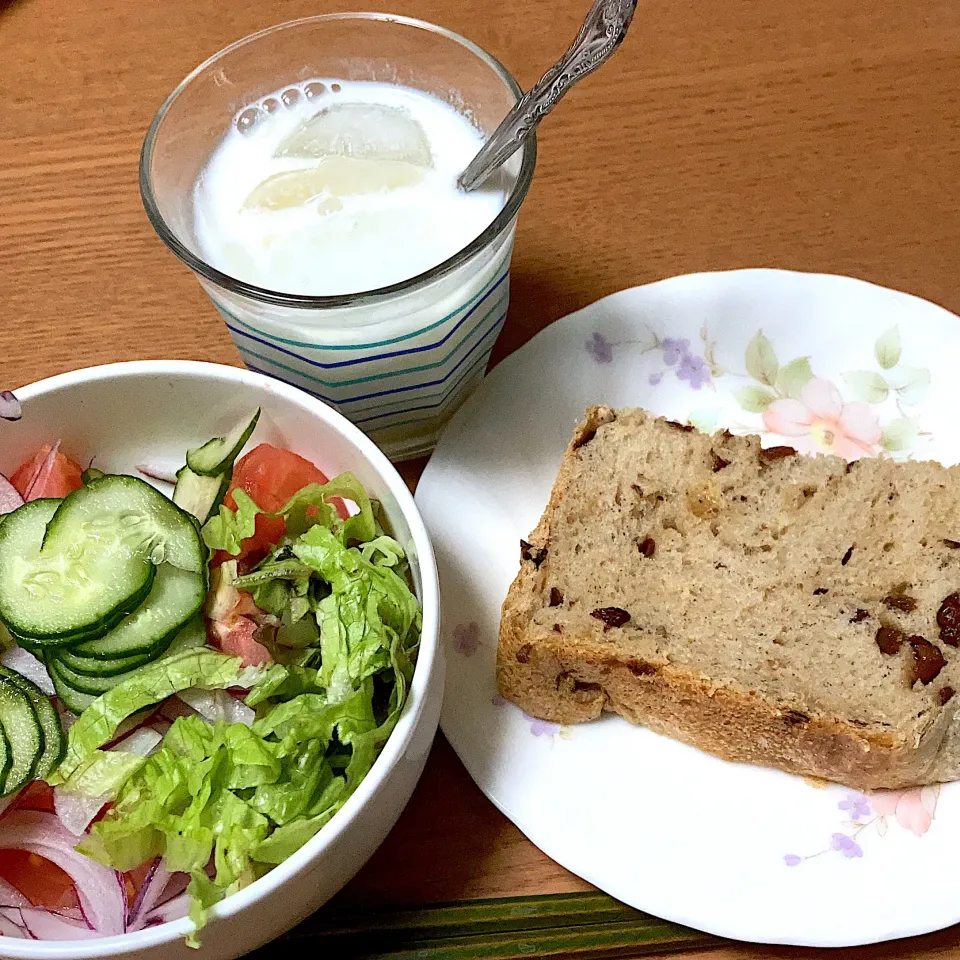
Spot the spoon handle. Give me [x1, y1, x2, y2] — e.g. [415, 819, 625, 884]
[458, 0, 639, 192]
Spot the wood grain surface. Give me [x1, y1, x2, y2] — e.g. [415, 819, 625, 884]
[2, 0, 959, 954]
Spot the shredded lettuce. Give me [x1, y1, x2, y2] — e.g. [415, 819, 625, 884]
[201, 472, 376, 556]
[51, 649, 263, 784]
[69, 470, 420, 947]
[56, 749, 153, 802]
[79, 716, 275, 947]
[202, 489, 260, 556]
[293, 525, 418, 700]
[244, 664, 325, 706]
[235, 556, 314, 622]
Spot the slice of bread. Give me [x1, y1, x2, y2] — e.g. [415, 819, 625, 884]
[497, 406, 960, 790]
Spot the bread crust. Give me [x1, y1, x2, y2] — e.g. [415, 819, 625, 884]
[496, 406, 954, 791]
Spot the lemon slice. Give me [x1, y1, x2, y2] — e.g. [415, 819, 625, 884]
[273, 102, 433, 168]
[243, 157, 425, 212]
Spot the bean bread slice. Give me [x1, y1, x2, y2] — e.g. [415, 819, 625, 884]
[496, 406, 960, 789]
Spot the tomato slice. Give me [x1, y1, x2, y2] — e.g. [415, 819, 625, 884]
[0, 785, 79, 909]
[7, 781, 55, 814]
[0, 852, 78, 911]
[223, 444, 347, 562]
[211, 615, 271, 667]
[9, 445, 84, 501]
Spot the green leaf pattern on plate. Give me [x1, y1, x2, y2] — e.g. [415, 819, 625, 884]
[584, 319, 931, 460]
[744, 331, 779, 387]
[727, 325, 929, 459]
[874, 326, 902, 370]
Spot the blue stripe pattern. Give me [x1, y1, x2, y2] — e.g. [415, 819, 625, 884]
[214, 258, 511, 453]
[221, 267, 509, 367]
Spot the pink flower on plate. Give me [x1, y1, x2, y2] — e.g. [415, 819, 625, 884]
[762, 377, 881, 460]
[870, 787, 939, 836]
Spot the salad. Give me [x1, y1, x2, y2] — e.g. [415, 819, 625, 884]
[0, 405, 421, 945]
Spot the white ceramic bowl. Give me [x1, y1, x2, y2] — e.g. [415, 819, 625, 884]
[0, 360, 443, 960]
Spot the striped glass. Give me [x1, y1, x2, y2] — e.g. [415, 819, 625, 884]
[140, 13, 535, 460]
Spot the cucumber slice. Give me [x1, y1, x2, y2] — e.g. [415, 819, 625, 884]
[44, 476, 205, 575]
[48, 615, 209, 711]
[173, 467, 229, 525]
[56, 646, 153, 677]
[0, 671, 43, 795]
[0, 726, 9, 788]
[186, 409, 260, 477]
[166, 614, 207, 655]
[71, 563, 205, 661]
[0, 667, 63, 780]
[48, 657, 122, 698]
[81, 467, 105, 485]
[59, 608, 207, 677]
[47, 659, 95, 715]
[0, 499, 156, 644]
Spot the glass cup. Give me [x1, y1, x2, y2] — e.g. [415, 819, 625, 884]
[140, 13, 535, 462]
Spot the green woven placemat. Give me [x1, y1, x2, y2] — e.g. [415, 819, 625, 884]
[253, 891, 724, 959]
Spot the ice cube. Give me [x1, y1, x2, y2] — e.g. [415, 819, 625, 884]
[273, 102, 434, 168]
[242, 157, 425, 212]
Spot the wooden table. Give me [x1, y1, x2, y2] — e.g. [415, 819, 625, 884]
[2, 0, 959, 955]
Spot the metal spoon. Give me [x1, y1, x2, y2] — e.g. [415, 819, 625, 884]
[457, 0, 639, 192]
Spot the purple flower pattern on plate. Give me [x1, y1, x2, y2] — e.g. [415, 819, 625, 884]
[830, 833, 863, 858]
[585, 332, 614, 364]
[662, 337, 688, 366]
[491, 692, 564, 738]
[453, 621, 480, 657]
[677, 353, 711, 389]
[838, 793, 871, 820]
[784, 787, 939, 866]
[524, 713, 560, 737]
[584, 329, 715, 391]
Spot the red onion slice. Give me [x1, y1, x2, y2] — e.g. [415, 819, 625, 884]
[178, 688, 254, 726]
[52, 792, 106, 839]
[135, 458, 181, 485]
[144, 891, 189, 926]
[1, 907, 101, 941]
[127, 860, 172, 932]
[0, 878, 30, 910]
[156, 871, 190, 906]
[0, 474, 23, 517]
[22, 441, 61, 503]
[102, 708, 156, 749]
[0, 646, 55, 697]
[115, 727, 163, 757]
[0, 909, 29, 939]
[0, 811, 126, 935]
[0, 391, 21, 422]
[159, 697, 195, 723]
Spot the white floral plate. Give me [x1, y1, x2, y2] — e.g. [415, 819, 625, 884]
[414, 269, 960, 948]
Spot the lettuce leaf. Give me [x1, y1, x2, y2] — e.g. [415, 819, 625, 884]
[200, 472, 376, 555]
[234, 557, 315, 625]
[80, 716, 275, 947]
[245, 664, 325, 707]
[55, 749, 152, 802]
[77, 474, 421, 947]
[52, 649, 263, 783]
[202, 489, 260, 556]
[293, 525, 419, 702]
